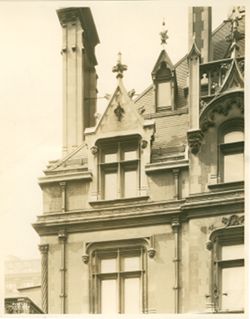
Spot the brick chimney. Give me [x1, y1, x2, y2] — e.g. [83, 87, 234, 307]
[57, 7, 100, 156]
[188, 7, 212, 63]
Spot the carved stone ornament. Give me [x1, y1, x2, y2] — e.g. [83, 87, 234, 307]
[114, 103, 125, 121]
[222, 214, 244, 227]
[39, 244, 49, 255]
[187, 129, 204, 154]
[82, 254, 89, 264]
[147, 247, 156, 258]
[58, 230, 67, 241]
[206, 240, 213, 251]
[90, 146, 98, 155]
[141, 140, 148, 149]
[201, 96, 243, 132]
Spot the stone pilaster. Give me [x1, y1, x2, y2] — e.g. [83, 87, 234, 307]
[39, 244, 49, 313]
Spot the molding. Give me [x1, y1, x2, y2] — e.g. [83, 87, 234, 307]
[200, 90, 244, 132]
[33, 188, 244, 236]
[145, 159, 188, 173]
[89, 195, 150, 208]
[144, 107, 188, 120]
[82, 236, 156, 264]
[222, 214, 244, 227]
[208, 181, 244, 191]
[38, 171, 92, 185]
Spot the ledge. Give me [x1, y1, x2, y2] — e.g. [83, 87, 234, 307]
[145, 159, 189, 173]
[208, 181, 244, 192]
[38, 171, 92, 185]
[89, 195, 150, 208]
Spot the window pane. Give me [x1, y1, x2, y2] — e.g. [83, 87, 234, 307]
[222, 244, 244, 260]
[101, 279, 118, 313]
[104, 172, 117, 199]
[221, 266, 244, 311]
[158, 82, 171, 107]
[224, 153, 244, 182]
[224, 131, 244, 143]
[124, 170, 137, 198]
[101, 258, 116, 273]
[124, 150, 137, 161]
[104, 152, 117, 163]
[123, 256, 140, 271]
[124, 277, 141, 313]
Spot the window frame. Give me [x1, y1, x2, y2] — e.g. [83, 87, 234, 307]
[208, 225, 244, 313]
[88, 239, 148, 314]
[218, 120, 244, 183]
[154, 61, 175, 111]
[97, 137, 140, 200]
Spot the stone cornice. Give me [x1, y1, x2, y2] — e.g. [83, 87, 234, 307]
[145, 159, 189, 173]
[38, 171, 92, 186]
[33, 188, 244, 236]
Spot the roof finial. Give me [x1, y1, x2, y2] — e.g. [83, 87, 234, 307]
[224, 7, 245, 58]
[160, 19, 168, 48]
[112, 52, 127, 79]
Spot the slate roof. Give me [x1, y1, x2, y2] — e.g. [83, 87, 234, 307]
[134, 15, 245, 163]
[46, 13, 245, 170]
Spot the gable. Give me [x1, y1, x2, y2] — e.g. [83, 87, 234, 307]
[219, 59, 244, 94]
[88, 80, 147, 140]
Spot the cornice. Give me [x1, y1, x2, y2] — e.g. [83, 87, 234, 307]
[33, 188, 244, 236]
[145, 159, 189, 173]
[38, 170, 92, 186]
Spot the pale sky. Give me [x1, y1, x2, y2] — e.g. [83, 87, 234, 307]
[0, 1, 245, 260]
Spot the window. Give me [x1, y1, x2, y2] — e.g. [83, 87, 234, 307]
[90, 247, 146, 314]
[219, 122, 244, 183]
[208, 224, 244, 313]
[157, 82, 172, 108]
[98, 138, 140, 200]
[219, 244, 244, 311]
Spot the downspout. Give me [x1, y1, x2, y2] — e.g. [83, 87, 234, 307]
[171, 219, 180, 313]
[58, 230, 67, 314]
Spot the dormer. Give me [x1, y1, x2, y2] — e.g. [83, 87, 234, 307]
[152, 24, 177, 112]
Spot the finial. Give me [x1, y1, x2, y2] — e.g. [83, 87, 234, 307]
[112, 52, 127, 79]
[160, 19, 168, 48]
[224, 7, 245, 58]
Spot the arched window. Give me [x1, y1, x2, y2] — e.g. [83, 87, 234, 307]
[219, 121, 244, 183]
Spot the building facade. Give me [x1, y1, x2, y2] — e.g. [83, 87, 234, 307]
[33, 6, 245, 314]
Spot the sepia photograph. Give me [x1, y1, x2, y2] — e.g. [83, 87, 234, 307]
[0, 0, 247, 316]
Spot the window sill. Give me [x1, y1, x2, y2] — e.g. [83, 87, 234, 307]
[216, 310, 244, 314]
[89, 195, 150, 208]
[208, 181, 244, 192]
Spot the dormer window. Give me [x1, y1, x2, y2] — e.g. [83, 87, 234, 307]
[157, 81, 172, 108]
[152, 51, 176, 112]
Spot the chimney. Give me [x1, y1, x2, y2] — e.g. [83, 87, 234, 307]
[188, 7, 212, 63]
[57, 8, 100, 156]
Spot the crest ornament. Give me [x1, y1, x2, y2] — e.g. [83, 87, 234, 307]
[114, 103, 125, 121]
